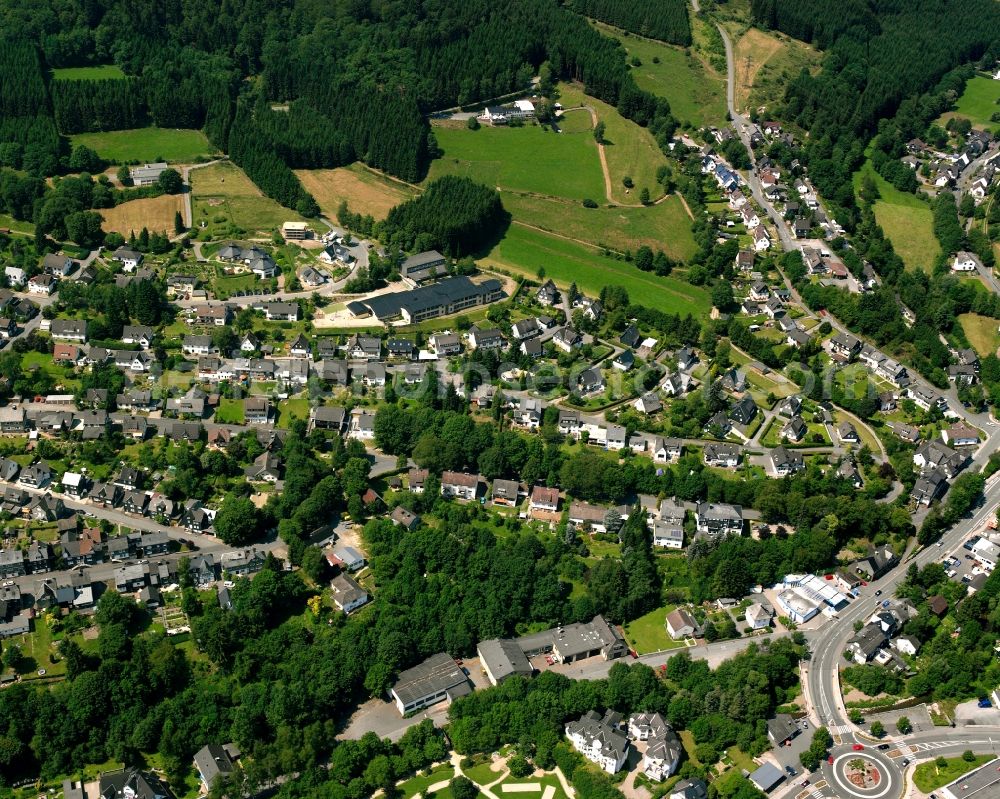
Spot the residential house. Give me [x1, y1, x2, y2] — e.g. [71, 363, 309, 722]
[243, 397, 271, 425]
[845, 623, 888, 664]
[942, 424, 980, 447]
[389, 506, 421, 531]
[829, 332, 862, 362]
[666, 608, 698, 640]
[50, 319, 88, 342]
[552, 326, 581, 353]
[770, 446, 804, 476]
[430, 333, 461, 355]
[408, 468, 429, 493]
[330, 573, 370, 614]
[264, 302, 299, 321]
[914, 440, 966, 479]
[28, 274, 56, 295]
[627, 713, 681, 782]
[511, 318, 540, 340]
[192, 745, 236, 793]
[441, 471, 482, 500]
[837, 421, 860, 445]
[952, 251, 982, 272]
[349, 409, 376, 440]
[220, 548, 267, 577]
[703, 443, 740, 468]
[578, 367, 604, 395]
[530, 485, 560, 514]
[537, 280, 559, 306]
[695, 502, 743, 537]
[565, 710, 629, 775]
[308, 405, 346, 433]
[468, 326, 504, 350]
[182, 335, 214, 356]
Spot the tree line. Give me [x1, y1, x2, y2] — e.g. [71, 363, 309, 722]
[569, 0, 691, 46]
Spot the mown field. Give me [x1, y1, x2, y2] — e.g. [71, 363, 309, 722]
[484, 224, 710, 316]
[426, 120, 606, 201]
[938, 75, 1000, 129]
[853, 160, 939, 272]
[501, 192, 696, 261]
[731, 26, 821, 114]
[959, 312, 1000, 357]
[295, 163, 418, 220]
[557, 82, 670, 205]
[70, 127, 217, 163]
[595, 22, 727, 128]
[52, 64, 126, 81]
[191, 161, 317, 238]
[99, 194, 184, 236]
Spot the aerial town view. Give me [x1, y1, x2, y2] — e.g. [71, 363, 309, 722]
[2, 2, 1000, 799]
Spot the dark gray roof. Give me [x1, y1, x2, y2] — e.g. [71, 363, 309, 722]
[477, 638, 532, 682]
[193, 744, 235, 789]
[364, 276, 503, 319]
[392, 651, 471, 707]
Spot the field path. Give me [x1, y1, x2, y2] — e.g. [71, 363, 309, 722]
[565, 104, 676, 209]
[180, 157, 226, 233]
[585, 105, 617, 205]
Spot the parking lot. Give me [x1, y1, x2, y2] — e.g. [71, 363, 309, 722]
[940, 532, 992, 588]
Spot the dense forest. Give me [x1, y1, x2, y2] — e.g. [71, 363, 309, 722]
[569, 0, 691, 46]
[380, 176, 509, 257]
[0, 0, 681, 193]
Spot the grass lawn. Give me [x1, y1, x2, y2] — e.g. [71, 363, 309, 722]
[0, 213, 35, 234]
[214, 398, 245, 424]
[465, 761, 504, 786]
[731, 26, 821, 115]
[52, 64, 126, 80]
[12, 615, 67, 680]
[192, 161, 316, 238]
[212, 272, 261, 298]
[938, 75, 1000, 129]
[484, 224, 709, 316]
[853, 160, 938, 272]
[398, 765, 455, 799]
[501, 192, 696, 261]
[622, 605, 687, 654]
[277, 397, 311, 424]
[295, 163, 418, 221]
[100, 193, 184, 237]
[426, 120, 606, 201]
[558, 82, 669, 205]
[959, 312, 1000, 357]
[913, 755, 993, 793]
[70, 127, 216, 163]
[594, 23, 726, 128]
[679, 730, 701, 765]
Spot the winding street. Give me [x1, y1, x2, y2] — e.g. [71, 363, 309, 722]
[698, 2, 1000, 794]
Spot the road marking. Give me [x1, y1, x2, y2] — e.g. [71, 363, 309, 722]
[829, 724, 853, 735]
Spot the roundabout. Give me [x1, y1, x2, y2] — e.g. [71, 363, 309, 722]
[821, 748, 902, 799]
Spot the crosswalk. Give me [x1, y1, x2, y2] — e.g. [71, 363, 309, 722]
[828, 724, 853, 735]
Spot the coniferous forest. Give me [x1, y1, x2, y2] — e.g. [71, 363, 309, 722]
[569, 0, 692, 46]
[0, 0, 688, 208]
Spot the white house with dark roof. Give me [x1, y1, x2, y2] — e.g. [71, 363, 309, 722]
[566, 710, 629, 774]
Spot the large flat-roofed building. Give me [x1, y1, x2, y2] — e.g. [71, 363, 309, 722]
[362, 276, 505, 323]
[390, 651, 473, 715]
[401, 250, 449, 286]
[477, 638, 533, 685]
[939, 757, 1000, 799]
[281, 221, 309, 240]
[129, 163, 168, 187]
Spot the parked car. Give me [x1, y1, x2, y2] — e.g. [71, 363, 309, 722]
[785, 766, 796, 777]
[978, 697, 992, 708]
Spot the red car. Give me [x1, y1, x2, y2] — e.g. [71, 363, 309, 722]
[853, 744, 865, 751]
[828, 756, 834, 765]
